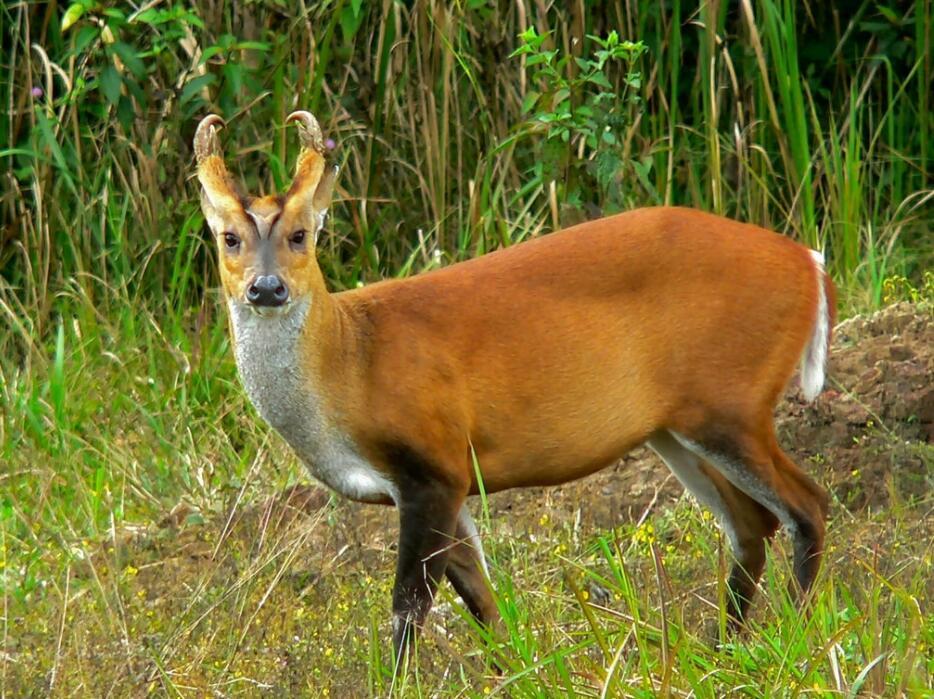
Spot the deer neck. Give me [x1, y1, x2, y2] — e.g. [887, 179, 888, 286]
[226, 292, 393, 503]
[227, 289, 337, 450]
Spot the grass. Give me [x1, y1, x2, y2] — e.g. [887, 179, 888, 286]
[1, 278, 932, 695]
[2, 327, 932, 695]
[1, 0, 933, 696]
[2, 2, 931, 320]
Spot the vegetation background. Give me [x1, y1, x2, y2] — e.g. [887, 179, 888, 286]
[0, 0, 931, 695]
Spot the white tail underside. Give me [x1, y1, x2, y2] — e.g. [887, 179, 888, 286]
[800, 249, 829, 402]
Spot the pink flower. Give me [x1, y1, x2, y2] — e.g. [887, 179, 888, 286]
[325, 138, 336, 151]
[31, 87, 43, 98]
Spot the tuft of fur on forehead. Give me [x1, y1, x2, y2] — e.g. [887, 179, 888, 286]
[245, 196, 283, 238]
[247, 195, 284, 218]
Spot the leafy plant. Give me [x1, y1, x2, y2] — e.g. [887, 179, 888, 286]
[882, 271, 934, 307]
[511, 28, 648, 217]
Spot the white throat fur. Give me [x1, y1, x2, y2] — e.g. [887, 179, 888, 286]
[228, 298, 396, 503]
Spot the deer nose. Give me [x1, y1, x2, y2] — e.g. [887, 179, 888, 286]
[246, 275, 289, 307]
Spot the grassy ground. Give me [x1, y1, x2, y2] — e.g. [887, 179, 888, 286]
[1, 299, 932, 696]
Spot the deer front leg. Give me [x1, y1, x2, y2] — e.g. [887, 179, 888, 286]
[391, 478, 464, 660]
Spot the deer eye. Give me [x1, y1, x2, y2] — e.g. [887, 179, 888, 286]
[289, 229, 307, 249]
[223, 232, 240, 250]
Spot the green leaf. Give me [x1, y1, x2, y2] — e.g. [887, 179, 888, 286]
[99, 64, 122, 105]
[509, 43, 532, 58]
[620, 40, 645, 55]
[116, 94, 135, 130]
[111, 42, 146, 79]
[134, 8, 160, 24]
[102, 8, 126, 22]
[198, 45, 224, 66]
[340, 1, 366, 40]
[61, 3, 85, 32]
[179, 74, 216, 105]
[875, 5, 899, 23]
[222, 61, 243, 96]
[587, 72, 613, 89]
[520, 90, 540, 115]
[124, 74, 147, 106]
[74, 25, 98, 53]
[234, 41, 271, 52]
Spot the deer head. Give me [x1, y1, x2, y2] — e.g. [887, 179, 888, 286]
[194, 112, 339, 314]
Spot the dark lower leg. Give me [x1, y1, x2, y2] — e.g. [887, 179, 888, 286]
[770, 447, 827, 596]
[787, 502, 825, 596]
[391, 485, 463, 661]
[445, 514, 496, 625]
[697, 461, 779, 625]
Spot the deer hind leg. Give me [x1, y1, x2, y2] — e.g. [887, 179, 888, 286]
[768, 441, 829, 594]
[444, 506, 498, 626]
[648, 430, 779, 624]
[670, 424, 828, 599]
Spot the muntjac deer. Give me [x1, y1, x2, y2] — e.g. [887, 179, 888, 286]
[194, 111, 835, 657]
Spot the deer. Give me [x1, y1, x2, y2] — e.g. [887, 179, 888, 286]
[193, 110, 835, 659]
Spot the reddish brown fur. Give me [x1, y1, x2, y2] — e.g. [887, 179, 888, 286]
[310, 209, 820, 492]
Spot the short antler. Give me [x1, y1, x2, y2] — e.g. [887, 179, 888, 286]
[284, 110, 331, 205]
[194, 114, 227, 163]
[194, 114, 242, 216]
[286, 110, 326, 154]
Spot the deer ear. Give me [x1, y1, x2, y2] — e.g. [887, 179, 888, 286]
[284, 111, 337, 236]
[311, 164, 339, 237]
[193, 115, 242, 228]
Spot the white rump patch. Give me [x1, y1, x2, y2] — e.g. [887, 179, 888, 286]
[800, 249, 829, 401]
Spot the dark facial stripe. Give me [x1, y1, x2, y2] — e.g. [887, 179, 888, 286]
[245, 209, 282, 240]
